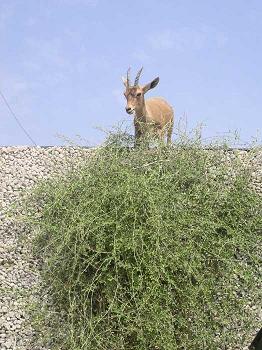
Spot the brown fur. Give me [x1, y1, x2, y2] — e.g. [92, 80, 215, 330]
[123, 70, 174, 146]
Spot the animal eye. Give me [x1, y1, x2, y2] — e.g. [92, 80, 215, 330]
[136, 93, 141, 97]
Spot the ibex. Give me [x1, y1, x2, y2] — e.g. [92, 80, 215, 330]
[122, 67, 174, 146]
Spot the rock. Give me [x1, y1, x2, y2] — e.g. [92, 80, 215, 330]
[0, 146, 92, 349]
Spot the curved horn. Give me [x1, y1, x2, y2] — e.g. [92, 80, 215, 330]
[134, 67, 143, 86]
[126, 67, 131, 88]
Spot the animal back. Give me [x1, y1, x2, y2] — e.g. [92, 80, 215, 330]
[145, 97, 173, 125]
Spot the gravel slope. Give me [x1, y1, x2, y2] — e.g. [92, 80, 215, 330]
[0, 147, 92, 350]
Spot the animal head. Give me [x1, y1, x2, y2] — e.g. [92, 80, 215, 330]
[122, 67, 159, 115]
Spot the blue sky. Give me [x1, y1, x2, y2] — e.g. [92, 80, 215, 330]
[0, 0, 261, 146]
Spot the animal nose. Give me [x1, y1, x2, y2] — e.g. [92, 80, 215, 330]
[126, 107, 132, 113]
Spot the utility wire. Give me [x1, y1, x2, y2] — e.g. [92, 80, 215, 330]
[0, 88, 37, 146]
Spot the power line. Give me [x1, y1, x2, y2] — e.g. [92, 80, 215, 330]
[0, 88, 37, 146]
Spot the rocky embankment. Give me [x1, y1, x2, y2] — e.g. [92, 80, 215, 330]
[0, 147, 93, 350]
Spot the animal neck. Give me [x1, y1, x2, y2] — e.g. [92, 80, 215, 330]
[135, 102, 147, 121]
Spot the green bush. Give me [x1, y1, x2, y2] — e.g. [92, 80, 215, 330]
[25, 133, 261, 350]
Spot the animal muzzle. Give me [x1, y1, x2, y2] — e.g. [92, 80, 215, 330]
[125, 107, 134, 115]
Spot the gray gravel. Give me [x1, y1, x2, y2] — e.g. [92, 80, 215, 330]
[0, 146, 261, 350]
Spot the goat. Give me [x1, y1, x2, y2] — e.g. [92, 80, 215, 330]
[122, 67, 174, 146]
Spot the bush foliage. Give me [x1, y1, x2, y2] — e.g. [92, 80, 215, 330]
[25, 132, 261, 350]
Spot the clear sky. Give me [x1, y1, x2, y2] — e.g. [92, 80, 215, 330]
[0, 0, 261, 146]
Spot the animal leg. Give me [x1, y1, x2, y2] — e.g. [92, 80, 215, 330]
[167, 119, 174, 145]
[156, 127, 165, 146]
[134, 126, 143, 148]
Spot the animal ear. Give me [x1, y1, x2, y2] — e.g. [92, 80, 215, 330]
[142, 77, 159, 93]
